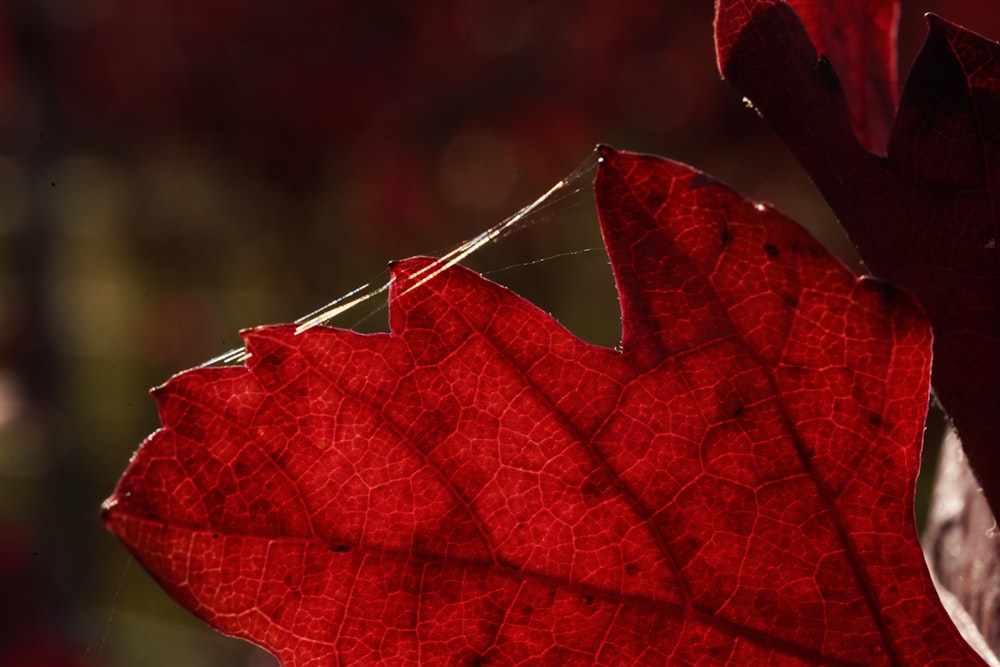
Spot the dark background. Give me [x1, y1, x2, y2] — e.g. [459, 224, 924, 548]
[0, 1, 997, 665]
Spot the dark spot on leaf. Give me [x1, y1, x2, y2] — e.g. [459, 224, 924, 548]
[722, 226, 732, 247]
[793, 436, 813, 460]
[625, 563, 641, 576]
[690, 172, 721, 189]
[249, 499, 272, 516]
[647, 190, 668, 212]
[330, 543, 351, 553]
[581, 594, 594, 605]
[764, 243, 779, 257]
[212, 533, 220, 539]
[873, 278, 900, 302]
[205, 489, 226, 509]
[732, 404, 745, 418]
[581, 480, 600, 497]
[682, 536, 701, 553]
[869, 414, 882, 427]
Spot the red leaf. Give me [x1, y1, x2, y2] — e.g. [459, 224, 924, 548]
[715, 1, 1000, 521]
[783, 0, 899, 153]
[715, 0, 898, 154]
[103, 147, 983, 665]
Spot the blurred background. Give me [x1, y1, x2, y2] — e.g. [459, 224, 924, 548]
[0, 1, 997, 665]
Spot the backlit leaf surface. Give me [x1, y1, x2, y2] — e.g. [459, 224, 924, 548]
[715, 0, 1000, 520]
[103, 147, 983, 665]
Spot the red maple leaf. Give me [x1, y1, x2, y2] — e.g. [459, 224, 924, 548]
[715, 0, 1000, 520]
[103, 147, 984, 665]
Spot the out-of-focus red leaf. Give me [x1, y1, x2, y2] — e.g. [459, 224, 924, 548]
[715, 1, 1000, 521]
[773, 0, 900, 153]
[103, 147, 983, 664]
[57, 0, 723, 202]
